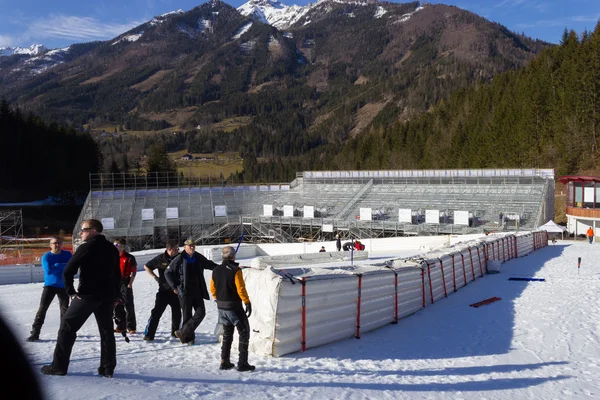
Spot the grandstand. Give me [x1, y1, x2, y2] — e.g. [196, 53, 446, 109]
[73, 169, 555, 251]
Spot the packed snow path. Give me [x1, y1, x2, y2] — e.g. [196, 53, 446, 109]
[0, 241, 598, 399]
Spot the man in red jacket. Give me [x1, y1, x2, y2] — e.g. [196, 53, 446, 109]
[113, 238, 137, 334]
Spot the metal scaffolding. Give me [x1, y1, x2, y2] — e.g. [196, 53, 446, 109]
[0, 209, 24, 262]
[74, 169, 555, 251]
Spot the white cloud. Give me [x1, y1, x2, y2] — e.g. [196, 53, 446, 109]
[24, 14, 145, 43]
[494, 0, 529, 7]
[0, 35, 13, 47]
[515, 13, 600, 29]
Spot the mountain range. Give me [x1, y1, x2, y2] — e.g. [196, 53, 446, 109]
[0, 0, 550, 173]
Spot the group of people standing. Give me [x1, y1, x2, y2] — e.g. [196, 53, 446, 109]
[30, 218, 254, 377]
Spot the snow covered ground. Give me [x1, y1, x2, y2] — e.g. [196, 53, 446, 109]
[1, 241, 599, 399]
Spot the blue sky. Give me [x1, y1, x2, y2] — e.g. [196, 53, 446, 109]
[0, 0, 599, 49]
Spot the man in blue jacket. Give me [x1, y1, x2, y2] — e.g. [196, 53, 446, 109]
[27, 236, 72, 342]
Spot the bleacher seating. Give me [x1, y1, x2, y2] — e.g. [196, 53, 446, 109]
[74, 169, 554, 249]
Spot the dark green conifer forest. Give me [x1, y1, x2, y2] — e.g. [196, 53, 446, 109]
[328, 25, 600, 178]
[0, 99, 101, 201]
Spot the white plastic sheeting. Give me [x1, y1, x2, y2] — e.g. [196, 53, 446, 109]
[242, 231, 549, 357]
[249, 251, 369, 269]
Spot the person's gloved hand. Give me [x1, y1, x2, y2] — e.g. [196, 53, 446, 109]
[245, 303, 252, 318]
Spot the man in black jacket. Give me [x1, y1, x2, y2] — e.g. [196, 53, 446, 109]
[165, 239, 218, 345]
[41, 219, 121, 377]
[210, 246, 254, 371]
[142, 240, 182, 340]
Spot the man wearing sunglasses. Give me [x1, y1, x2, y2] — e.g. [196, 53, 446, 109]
[165, 239, 218, 345]
[27, 236, 72, 342]
[41, 219, 120, 377]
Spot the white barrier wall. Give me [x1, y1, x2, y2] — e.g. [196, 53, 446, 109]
[243, 231, 549, 357]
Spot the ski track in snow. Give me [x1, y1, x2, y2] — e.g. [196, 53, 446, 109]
[0, 242, 599, 399]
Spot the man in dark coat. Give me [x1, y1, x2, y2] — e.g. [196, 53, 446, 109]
[143, 240, 182, 340]
[41, 218, 121, 377]
[210, 246, 254, 371]
[165, 239, 218, 345]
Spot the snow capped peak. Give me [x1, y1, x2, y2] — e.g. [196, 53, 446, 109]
[161, 9, 184, 18]
[238, 0, 314, 29]
[150, 9, 184, 26]
[0, 44, 47, 57]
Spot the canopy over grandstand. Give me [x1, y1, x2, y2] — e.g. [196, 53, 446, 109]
[74, 169, 555, 251]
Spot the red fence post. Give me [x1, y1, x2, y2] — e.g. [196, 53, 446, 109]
[468, 249, 476, 280]
[301, 277, 307, 352]
[355, 274, 362, 339]
[421, 269, 426, 308]
[393, 270, 398, 324]
[438, 258, 447, 297]
[427, 262, 435, 304]
[460, 253, 467, 286]
[451, 254, 457, 292]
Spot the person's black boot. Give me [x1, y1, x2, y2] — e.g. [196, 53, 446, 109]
[41, 365, 67, 376]
[98, 366, 113, 378]
[219, 359, 234, 370]
[26, 333, 39, 342]
[237, 362, 255, 372]
[237, 351, 255, 372]
[27, 328, 40, 342]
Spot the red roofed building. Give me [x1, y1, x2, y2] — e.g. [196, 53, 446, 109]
[558, 175, 600, 241]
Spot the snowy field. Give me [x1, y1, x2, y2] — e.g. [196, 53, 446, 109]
[1, 241, 599, 399]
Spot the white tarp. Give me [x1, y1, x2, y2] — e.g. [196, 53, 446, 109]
[237, 232, 544, 357]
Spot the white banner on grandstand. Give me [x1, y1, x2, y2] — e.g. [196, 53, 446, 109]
[398, 209, 412, 223]
[166, 207, 179, 219]
[322, 224, 334, 233]
[141, 209, 154, 221]
[360, 208, 372, 221]
[263, 204, 273, 216]
[454, 210, 469, 225]
[101, 217, 115, 230]
[425, 210, 439, 224]
[214, 205, 227, 217]
[283, 205, 294, 217]
[304, 205, 314, 218]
